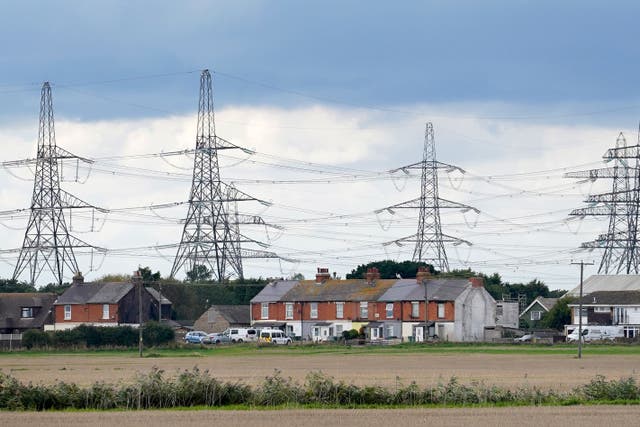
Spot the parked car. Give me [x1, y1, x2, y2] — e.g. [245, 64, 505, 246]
[258, 328, 292, 345]
[514, 334, 535, 343]
[566, 327, 622, 343]
[184, 331, 208, 344]
[202, 332, 233, 345]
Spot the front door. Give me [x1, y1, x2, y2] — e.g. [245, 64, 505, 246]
[415, 326, 424, 342]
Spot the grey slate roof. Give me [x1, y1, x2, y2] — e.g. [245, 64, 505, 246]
[572, 291, 640, 306]
[0, 293, 57, 330]
[252, 277, 472, 303]
[213, 305, 250, 324]
[55, 282, 134, 305]
[379, 279, 470, 302]
[250, 280, 299, 303]
[566, 275, 640, 297]
[145, 287, 172, 305]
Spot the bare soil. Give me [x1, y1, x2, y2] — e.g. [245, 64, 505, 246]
[2, 406, 640, 427]
[1, 352, 639, 390]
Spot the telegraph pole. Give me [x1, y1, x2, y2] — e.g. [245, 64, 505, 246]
[571, 260, 593, 359]
[133, 270, 143, 358]
[423, 279, 428, 342]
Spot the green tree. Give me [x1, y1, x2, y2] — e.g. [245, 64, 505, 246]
[346, 260, 434, 279]
[0, 279, 36, 293]
[541, 297, 574, 330]
[39, 282, 71, 295]
[186, 265, 212, 282]
[137, 266, 161, 282]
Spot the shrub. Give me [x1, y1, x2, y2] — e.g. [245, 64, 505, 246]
[142, 322, 175, 347]
[21, 329, 50, 349]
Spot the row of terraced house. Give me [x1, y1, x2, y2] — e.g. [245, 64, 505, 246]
[250, 267, 518, 342]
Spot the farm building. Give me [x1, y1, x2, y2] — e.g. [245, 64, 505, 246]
[250, 267, 497, 342]
[193, 305, 251, 333]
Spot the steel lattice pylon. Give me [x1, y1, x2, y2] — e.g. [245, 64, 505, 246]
[13, 82, 98, 285]
[171, 70, 283, 281]
[381, 123, 478, 272]
[567, 130, 640, 273]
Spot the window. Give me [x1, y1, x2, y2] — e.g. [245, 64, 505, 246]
[335, 324, 343, 335]
[64, 305, 72, 320]
[360, 302, 368, 319]
[386, 325, 394, 338]
[261, 303, 269, 319]
[21, 307, 34, 318]
[411, 302, 419, 318]
[310, 302, 318, 319]
[285, 303, 294, 319]
[531, 311, 542, 321]
[437, 303, 445, 319]
[336, 302, 344, 319]
[386, 303, 394, 319]
[594, 307, 610, 313]
[102, 304, 110, 320]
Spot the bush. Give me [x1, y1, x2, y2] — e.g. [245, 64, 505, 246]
[22, 329, 50, 349]
[342, 329, 360, 340]
[142, 322, 175, 347]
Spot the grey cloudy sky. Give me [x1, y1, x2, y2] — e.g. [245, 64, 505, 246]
[1, 2, 639, 289]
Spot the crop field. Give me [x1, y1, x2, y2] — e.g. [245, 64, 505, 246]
[2, 406, 640, 427]
[1, 344, 639, 390]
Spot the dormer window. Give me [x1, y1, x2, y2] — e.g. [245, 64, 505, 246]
[21, 307, 34, 318]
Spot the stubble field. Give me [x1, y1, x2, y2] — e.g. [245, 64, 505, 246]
[1, 346, 639, 426]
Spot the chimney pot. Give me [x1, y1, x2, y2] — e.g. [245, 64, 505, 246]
[416, 266, 431, 284]
[469, 277, 484, 288]
[72, 272, 84, 285]
[365, 267, 381, 284]
[315, 267, 331, 283]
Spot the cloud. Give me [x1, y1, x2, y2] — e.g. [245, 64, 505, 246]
[0, 103, 627, 289]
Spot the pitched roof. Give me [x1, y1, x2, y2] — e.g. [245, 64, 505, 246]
[250, 280, 299, 303]
[212, 305, 250, 324]
[55, 282, 134, 305]
[571, 291, 640, 306]
[520, 297, 559, 316]
[281, 279, 397, 302]
[379, 278, 470, 301]
[0, 293, 57, 329]
[252, 277, 473, 303]
[566, 275, 640, 297]
[145, 287, 172, 305]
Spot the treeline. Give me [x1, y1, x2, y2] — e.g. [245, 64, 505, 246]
[0, 369, 638, 410]
[22, 322, 174, 349]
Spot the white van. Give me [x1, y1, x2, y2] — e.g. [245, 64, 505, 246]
[258, 328, 292, 345]
[566, 326, 622, 342]
[223, 328, 258, 343]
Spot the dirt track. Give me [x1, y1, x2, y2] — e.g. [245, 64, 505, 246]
[2, 352, 639, 390]
[2, 406, 640, 427]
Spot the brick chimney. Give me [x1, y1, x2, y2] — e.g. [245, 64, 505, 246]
[315, 267, 331, 283]
[469, 276, 484, 288]
[365, 267, 380, 285]
[416, 266, 431, 284]
[72, 272, 84, 285]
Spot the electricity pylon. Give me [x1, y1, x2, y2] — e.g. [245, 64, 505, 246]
[13, 82, 103, 285]
[380, 122, 478, 272]
[171, 70, 283, 282]
[566, 132, 640, 273]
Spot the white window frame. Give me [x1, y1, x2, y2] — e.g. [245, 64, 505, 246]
[310, 302, 318, 319]
[411, 301, 419, 318]
[386, 325, 394, 338]
[21, 307, 34, 318]
[102, 304, 110, 320]
[285, 302, 294, 319]
[261, 303, 269, 319]
[64, 304, 72, 320]
[386, 303, 394, 319]
[360, 302, 368, 319]
[531, 310, 542, 321]
[437, 303, 445, 319]
[594, 306, 610, 313]
[336, 302, 344, 319]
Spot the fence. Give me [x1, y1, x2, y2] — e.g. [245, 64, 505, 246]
[0, 333, 23, 350]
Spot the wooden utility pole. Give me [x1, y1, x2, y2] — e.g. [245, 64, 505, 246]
[133, 270, 143, 358]
[571, 260, 593, 359]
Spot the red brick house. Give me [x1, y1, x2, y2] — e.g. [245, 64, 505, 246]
[49, 274, 158, 330]
[250, 267, 496, 342]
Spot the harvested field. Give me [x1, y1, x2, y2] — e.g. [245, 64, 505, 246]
[1, 351, 639, 390]
[2, 406, 640, 427]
